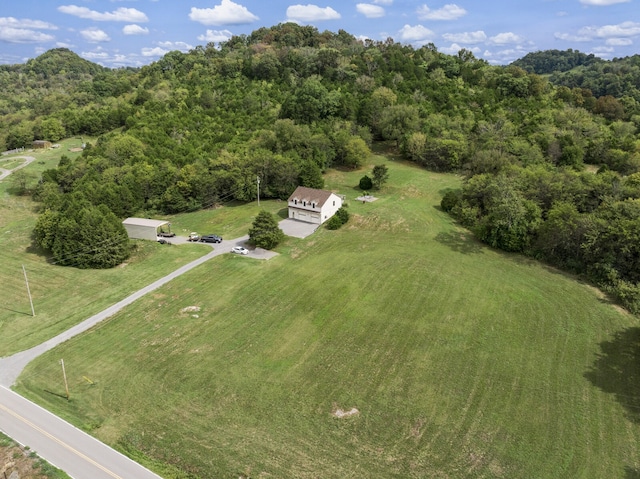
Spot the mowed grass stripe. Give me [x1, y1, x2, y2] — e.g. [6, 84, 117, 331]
[13, 159, 640, 478]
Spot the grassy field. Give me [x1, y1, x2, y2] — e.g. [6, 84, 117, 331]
[0, 140, 214, 356]
[8, 152, 640, 478]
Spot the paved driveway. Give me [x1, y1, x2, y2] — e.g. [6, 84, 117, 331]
[163, 235, 279, 259]
[0, 155, 35, 181]
[279, 219, 319, 238]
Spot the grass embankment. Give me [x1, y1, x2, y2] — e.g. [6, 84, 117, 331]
[11, 154, 640, 478]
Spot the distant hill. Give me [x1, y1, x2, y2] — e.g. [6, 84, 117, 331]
[511, 49, 602, 74]
[0, 48, 106, 79]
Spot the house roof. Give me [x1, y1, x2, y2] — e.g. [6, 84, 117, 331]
[288, 186, 336, 207]
[122, 218, 169, 228]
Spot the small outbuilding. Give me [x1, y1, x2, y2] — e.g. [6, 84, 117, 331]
[287, 186, 343, 225]
[122, 217, 171, 241]
[33, 140, 52, 149]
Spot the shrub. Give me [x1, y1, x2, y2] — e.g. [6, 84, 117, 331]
[336, 206, 349, 224]
[359, 175, 373, 190]
[440, 189, 462, 212]
[326, 206, 349, 230]
[325, 215, 343, 230]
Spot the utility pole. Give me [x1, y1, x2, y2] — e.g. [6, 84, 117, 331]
[60, 359, 70, 400]
[257, 176, 261, 207]
[22, 265, 35, 317]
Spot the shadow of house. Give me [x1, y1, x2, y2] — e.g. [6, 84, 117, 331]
[584, 327, 640, 424]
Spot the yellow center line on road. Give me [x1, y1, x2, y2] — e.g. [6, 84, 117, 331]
[0, 402, 123, 479]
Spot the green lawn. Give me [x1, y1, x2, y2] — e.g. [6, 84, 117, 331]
[0, 139, 210, 356]
[10, 155, 640, 478]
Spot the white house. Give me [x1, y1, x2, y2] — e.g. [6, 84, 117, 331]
[287, 186, 343, 225]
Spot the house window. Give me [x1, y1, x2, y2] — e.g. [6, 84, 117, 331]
[333, 200, 335, 206]
[303, 201, 306, 206]
[312, 202, 316, 208]
[294, 199, 297, 205]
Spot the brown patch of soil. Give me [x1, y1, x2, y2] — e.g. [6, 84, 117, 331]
[332, 405, 359, 418]
[1, 439, 66, 478]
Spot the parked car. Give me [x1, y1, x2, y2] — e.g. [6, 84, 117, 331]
[200, 234, 222, 243]
[157, 237, 171, 244]
[187, 232, 200, 242]
[231, 246, 249, 255]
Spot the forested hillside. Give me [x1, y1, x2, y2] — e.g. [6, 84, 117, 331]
[2, 24, 640, 311]
[511, 49, 602, 74]
[511, 49, 640, 115]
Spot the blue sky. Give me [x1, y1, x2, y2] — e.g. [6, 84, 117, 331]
[0, 0, 638, 67]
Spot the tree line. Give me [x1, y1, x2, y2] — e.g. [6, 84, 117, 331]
[0, 25, 637, 295]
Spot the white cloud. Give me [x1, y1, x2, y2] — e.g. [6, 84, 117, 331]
[442, 30, 486, 44]
[580, 0, 630, 5]
[80, 27, 111, 43]
[189, 0, 258, 26]
[591, 45, 615, 52]
[158, 41, 194, 52]
[82, 50, 110, 60]
[372, 0, 393, 4]
[0, 17, 58, 30]
[606, 37, 633, 45]
[440, 43, 481, 55]
[482, 45, 529, 65]
[0, 27, 55, 44]
[286, 5, 341, 22]
[142, 46, 168, 57]
[579, 21, 640, 38]
[417, 4, 467, 21]
[554, 32, 592, 42]
[197, 29, 233, 43]
[397, 24, 436, 44]
[123, 24, 149, 35]
[489, 32, 524, 45]
[357, 4, 385, 18]
[58, 5, 148, 22]
[77, 47, 146, 68]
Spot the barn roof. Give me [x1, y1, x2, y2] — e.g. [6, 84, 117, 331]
[122, 218, 169, 228]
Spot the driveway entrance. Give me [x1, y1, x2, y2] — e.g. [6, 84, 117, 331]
[279, 219, 318, 238]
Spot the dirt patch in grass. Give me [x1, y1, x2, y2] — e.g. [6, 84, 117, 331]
[180, 305, 201, 319]
[332, 405, 359, 418]
[584, 284, 631, 316]
[1, 436, 69, 478]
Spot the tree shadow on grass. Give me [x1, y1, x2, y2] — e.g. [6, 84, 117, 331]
[584, 327, 640, 424]
[434, 230, 484, 255]
[626, 467, 640, 479]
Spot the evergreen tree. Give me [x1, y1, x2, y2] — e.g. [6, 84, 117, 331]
[248, 210, 285, 249]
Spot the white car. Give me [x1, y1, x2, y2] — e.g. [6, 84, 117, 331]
[231, 246, 249, 255]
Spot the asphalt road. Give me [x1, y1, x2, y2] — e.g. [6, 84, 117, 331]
[0, 237, 277, 478]
[0, 386, 161, 479]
